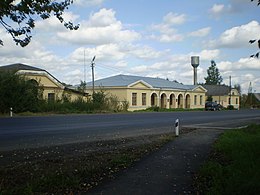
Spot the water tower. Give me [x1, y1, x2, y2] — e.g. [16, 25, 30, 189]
[191, 56, 199, 85]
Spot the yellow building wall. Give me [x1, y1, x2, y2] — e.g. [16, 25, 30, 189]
[89, 83, 207, 111]
[211, 95, 240, 109]
[24, 74, 87, 102]
[190, 92, 206, 109]
[210, 89, 240, 109]
[126, 88, 206, 111]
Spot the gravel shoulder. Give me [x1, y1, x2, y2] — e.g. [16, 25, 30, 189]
[0, 127, 194, 194]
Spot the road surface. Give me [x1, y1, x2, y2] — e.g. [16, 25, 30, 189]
[0, 109, 260, 151]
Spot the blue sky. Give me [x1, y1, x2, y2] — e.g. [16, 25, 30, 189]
[0, 0, 259, 93]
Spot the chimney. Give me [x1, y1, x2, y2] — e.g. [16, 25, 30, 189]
[191, 56, 199, 85]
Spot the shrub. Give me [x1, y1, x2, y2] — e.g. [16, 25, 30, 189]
[0, 72, 42, 113]
[227, 105, 234, 110]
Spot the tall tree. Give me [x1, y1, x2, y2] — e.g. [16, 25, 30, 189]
[204, 60, 223, 85]
[0, 0, 79, 47]
[234, 84, 242, 95]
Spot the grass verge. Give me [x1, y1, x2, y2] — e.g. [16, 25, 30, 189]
[195, 124, 260, 195]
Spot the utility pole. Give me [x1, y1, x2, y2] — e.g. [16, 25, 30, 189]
[91, 56, 96, 94]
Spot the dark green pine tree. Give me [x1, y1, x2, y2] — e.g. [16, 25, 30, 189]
[204, 60, 223, 85]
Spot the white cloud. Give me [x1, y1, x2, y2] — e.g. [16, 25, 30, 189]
[189, 27, 211, 37]
[69, 44, 126, 63]
[163, 12, 186, 25]
[57, 8, 140, 45]
[128, 49, 221, 85]
[88, 8, 118, 27]
[208, 21, 260, 48]
[73, 0, 104, 7]
[215, 57, 260, 93]
[114, 61, 128, 68]
[36, 12, 80, 32]
[218, 57, 260, 71]
[209, 4, 225, 15]
[149, 12, 186, 43]
[190, 49, 220, 61]
[208, 3, 233, 19]
[128, 45, 164, 60]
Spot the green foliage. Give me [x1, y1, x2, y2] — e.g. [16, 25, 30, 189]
[0, 71, 42, 113]
[234, 84, 241, 95]
[204, 60, 223, 85]
[104, 96, 129, 112]
[196, 124, 260, 195]
[92, 91, 106, 110]
[0, 0, 79, 47]
[227, 105, 234, 110]
[249, 1, 260, 58]
[136, 107, 204, 112]
[206, 96, 213, 102]
[77, 81, 86, 93]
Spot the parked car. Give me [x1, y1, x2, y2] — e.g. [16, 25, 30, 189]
[205, 102, 222, 111]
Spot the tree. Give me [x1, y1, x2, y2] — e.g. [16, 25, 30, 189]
[234, 84, 241, 95]
[0, 0, 79, 47]
[77, 80, 87, 93]
[249, 0, 260, 58]
[0, 71, 42, 113]
[251, 0, 260, 6]
[204, 60, 223, 85]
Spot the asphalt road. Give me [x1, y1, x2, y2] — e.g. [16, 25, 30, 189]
[0, 109, 260, 151]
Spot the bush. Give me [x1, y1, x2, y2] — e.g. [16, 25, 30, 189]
[0, 72, 42, 113]
[227, 105, 234, 110]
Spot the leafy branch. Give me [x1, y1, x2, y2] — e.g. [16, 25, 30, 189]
[249, 0, 260, 58]
[0, 0, 79, 47]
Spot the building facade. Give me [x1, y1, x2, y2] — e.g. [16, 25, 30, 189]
[203, 85, 240, 109]
[87, 74, 207, 111]
[0, 63, 88, 102]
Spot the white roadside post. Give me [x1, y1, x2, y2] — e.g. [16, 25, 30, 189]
[10, 107, 13, 117]
[175, 119, 179, 136]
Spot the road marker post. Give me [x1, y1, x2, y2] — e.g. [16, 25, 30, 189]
[175, 119, 179, 136]
[10, 107, 13, 117]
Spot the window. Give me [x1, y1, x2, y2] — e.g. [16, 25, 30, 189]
[236, 98, 238, 104]
[200, 95, 203, 105]
[228, 98, 231, 104]
[48, 93, 55, 102]
[132, 93, 137, 106]
[194, 95, 197, 105]
[142, 93, 146, 106]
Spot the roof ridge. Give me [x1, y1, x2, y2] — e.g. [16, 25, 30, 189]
[0, 63, 45, 71]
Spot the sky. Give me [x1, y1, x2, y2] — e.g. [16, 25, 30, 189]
[0, 0, 259, 94]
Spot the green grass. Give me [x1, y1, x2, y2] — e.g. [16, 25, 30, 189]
[195, 124, 260, 195]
